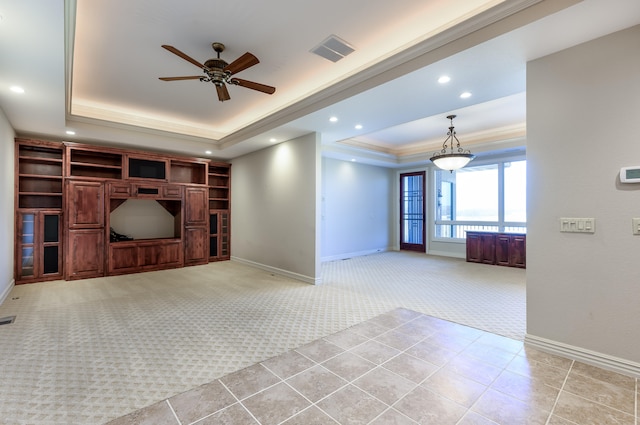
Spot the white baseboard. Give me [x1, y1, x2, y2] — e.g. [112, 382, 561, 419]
[0, 279, 15, 306]
[231, 257, 320, 285]
[525, 334, 640, 378]
[321, 247, 390, 262]
[427, 250, 466, 259]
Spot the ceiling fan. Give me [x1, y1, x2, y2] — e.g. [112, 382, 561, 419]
[159, 42, 276, 102]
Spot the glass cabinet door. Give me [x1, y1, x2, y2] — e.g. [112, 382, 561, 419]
[209, 212, 219, 258]
[42, 213, 61, 275]
[19, 213, 36, 278]
[209, 211, 229, 260]
[220, 212, 229, 258]
[16, 211, 63, 281]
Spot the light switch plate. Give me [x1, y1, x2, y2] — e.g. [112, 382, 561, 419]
[560, 218, 596, 233]
[632, 218, 640, 235]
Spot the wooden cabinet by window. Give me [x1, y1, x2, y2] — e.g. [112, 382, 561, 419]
[495, 234, 512, 266]
[466, 232, 495, 264]
[509, 234, 526, 268]
[66, 229, 105, 280]
[466, 231, 526, 268]
[15, 211, 63, 282]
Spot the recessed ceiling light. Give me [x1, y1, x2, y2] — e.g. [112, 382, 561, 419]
[355, 124, 363, 130]
[205, 150, 212, 155]
[10, 86, 24, 94]
[269, 138, 277, 143]
[438, 76, 451, 84]
[65, 130, 76, 135]
[351, 159, 357, 162]
[329, 116, 338, 123]
[460, 91, 472, 99]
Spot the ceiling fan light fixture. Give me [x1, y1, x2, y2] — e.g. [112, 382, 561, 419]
[159, 43, 275, 102]
[429, 115, 475, 172]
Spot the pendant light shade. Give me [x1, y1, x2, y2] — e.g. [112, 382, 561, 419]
[429, 115, 475, 172]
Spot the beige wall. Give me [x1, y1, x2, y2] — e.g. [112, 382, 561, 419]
[230, 133, 321, 283]
[527, 25, 640, 365]
[321, 158, 394, 261]
[0, 108, 16, 302]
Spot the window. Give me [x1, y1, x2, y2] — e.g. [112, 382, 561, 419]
[434, 159, 526, 239]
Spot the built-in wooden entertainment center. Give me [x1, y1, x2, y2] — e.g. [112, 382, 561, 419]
[14, 138, 230, 283]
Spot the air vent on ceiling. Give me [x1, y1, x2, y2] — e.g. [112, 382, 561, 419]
[310, 35, 355, 63]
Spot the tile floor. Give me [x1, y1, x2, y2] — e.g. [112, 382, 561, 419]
[107, 308, 639, 425]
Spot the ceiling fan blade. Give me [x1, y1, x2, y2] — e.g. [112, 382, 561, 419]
[224, 52, 259, 75]
[230, 78, 276, 95]
[161, 45, 209, 70]
[216, 84, 231, 102]
[159, 76, 202, 81]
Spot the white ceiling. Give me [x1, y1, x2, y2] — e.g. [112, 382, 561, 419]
[0, 0, 639, 167]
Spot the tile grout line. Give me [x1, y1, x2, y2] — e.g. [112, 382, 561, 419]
[460, 344, 530, 425]
[165, 399, 182, 425]
[216, 379, 264, 425]
[545, 360, 574, 425]
[275, 312, 431, 425]
[181, 379, 241, 425]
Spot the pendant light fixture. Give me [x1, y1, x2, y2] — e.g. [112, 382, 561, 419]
[429, 115, 475, 172]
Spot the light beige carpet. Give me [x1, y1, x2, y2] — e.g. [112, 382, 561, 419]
[0, 251, 525, 424]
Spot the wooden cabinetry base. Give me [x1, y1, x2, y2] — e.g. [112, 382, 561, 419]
[466, 231, 526, 268]
[109, 239, 183, 275]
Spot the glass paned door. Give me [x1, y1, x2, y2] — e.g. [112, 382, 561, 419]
[400, 172, 425, 252]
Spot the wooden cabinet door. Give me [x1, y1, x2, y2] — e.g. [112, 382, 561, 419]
[495, 234, 511, 266]
[16, 211, 63, 283]
[157, 241, 182, 266]
[67, 180, 104, 228]
[109, 244, 139, 274]
[67, 229, 104, 279]
[139, 242, 182, 267]
[219, 211, 230, 259]
[184, 226, 208, 265]
[466, 232, 482, 263]
[510, 235, 526, 268]
[184, 187, 208, 226]
[480, 234, 496, 264]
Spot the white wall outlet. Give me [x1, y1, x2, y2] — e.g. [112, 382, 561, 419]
[632, 218, 640, 235]
[560, 218, 596, 233]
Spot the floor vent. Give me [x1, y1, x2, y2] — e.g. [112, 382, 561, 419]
[310, 35, 355, 62]
[0, 316, 16, 326]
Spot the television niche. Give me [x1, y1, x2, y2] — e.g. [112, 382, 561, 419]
[129, 157, 166, 180]
[107, 196, 184, 275]
[109, 199, 179, 240]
